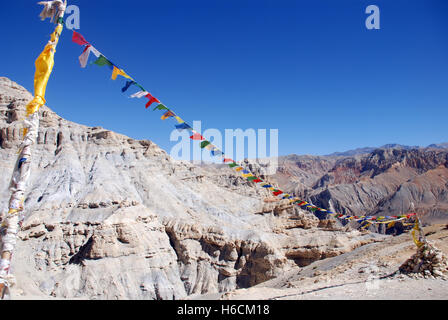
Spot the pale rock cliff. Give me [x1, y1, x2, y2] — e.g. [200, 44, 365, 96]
[0, 77, 382, 299]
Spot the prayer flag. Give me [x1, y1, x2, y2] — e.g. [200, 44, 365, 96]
[200, 141, 211, 149]
[174, 116, 184, 123]
[175, 123, 192, 130]
[79, 45, 92, 68]
[153, 104, 168, 111]
[145, 93, 160, 108]
[122, 81, 136, 93]
[161, 110, 175, 120]
[130, 90, 149, 98]
[94, 55, 113, 69]
[72, 30, 89, 46]
[211, 149, 223, 156]
[190, 133, 204, 140]
[112, 66, 132, 80]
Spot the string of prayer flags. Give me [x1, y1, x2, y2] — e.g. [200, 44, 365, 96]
[70, 30, 419, 228]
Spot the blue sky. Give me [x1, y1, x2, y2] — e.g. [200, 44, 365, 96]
[1, 0, 447, 157]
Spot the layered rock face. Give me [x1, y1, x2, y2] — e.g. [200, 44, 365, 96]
[0, 77, 381, 299]
[271, 148, 448, 223]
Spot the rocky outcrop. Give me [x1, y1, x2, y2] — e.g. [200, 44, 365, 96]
[0, 77, 382, 299]
[399, 242, 448, 279]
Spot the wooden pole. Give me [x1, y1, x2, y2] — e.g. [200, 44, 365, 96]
[0, 0, 67, 299]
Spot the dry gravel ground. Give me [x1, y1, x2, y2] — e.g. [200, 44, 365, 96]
[193, 224, 448, 300]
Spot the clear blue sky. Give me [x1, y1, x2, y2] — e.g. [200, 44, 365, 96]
[1, 0, 447, 157]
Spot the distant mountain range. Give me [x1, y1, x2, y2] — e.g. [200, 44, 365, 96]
[272, 144, 448, 223]
[325, 143, 448, 157]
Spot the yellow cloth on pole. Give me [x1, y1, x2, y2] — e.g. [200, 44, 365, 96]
[23, 24, 64, 138]
[412, 220, 425, 248]
[26, 24, 63, 117]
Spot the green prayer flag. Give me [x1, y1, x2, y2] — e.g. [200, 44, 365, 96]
[153, 104, 168, 111]
[247, 176, 257, 181]
[228, 162, 238, 168]
[94, 55, 113, 67]
[200, 141, 211, 149]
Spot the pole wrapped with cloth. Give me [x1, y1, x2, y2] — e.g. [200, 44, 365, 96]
[0, 1, 67, 299]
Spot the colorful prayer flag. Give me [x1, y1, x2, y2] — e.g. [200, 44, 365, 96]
[130, 90, 148, 98]
[175, 123, 192, 130]
[112, 66, 132, 80]
[72, 30, 89, 46]
[145, 93, 160, 108]
[79, 45, 92, 68]
[153, 104, 168, 111]
[200, 141, 211, 149]
[161, 110, 175, 120]
[94, 55, 113, 69]
[122, 81, 136, 93]
[190, 133, 204, 140]
[211, 149, 223, 156]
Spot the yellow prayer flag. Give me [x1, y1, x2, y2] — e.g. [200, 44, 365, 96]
[111, 66, 133, 80]
[174, 116, 185, 123]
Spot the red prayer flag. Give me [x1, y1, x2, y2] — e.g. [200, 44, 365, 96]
[145, 93, 161, 109]
[223, 158, 234, 163]
[190, 133, 204, 140]
[72, 31, 89, 46]
[273, 191, 283, 196]
[253, 179, 263, 183]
